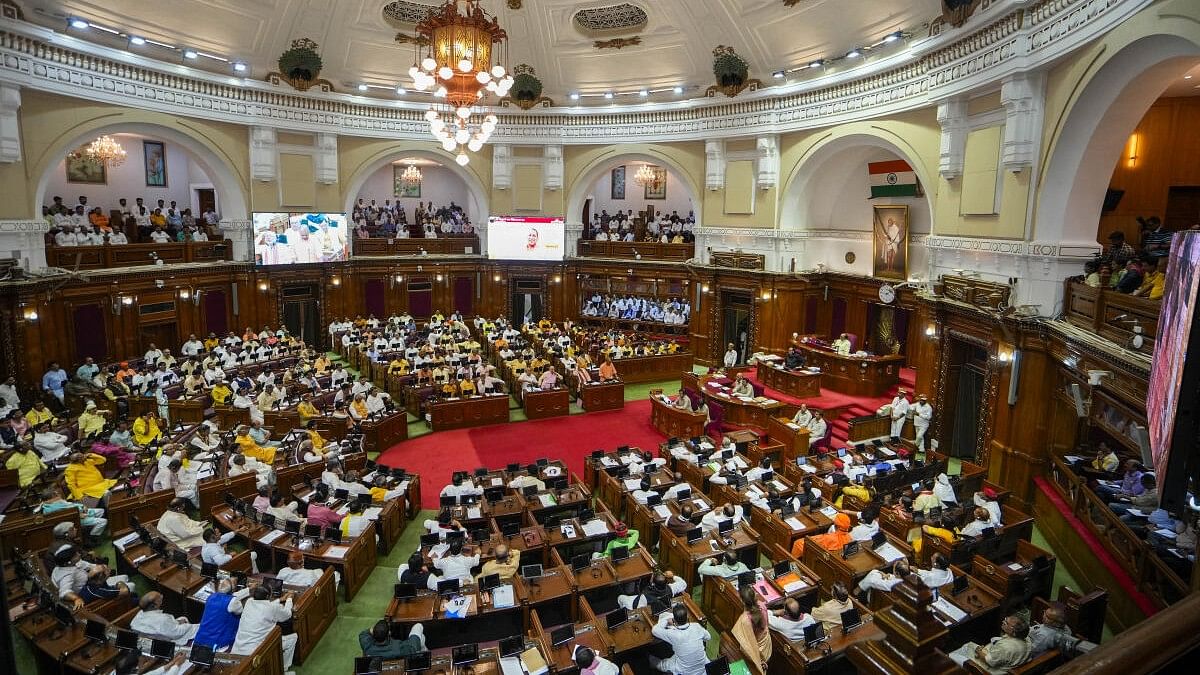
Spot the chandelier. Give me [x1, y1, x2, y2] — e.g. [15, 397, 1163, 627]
[400, 164, 423, 186]
[409, 0, 513, 165]
[68, 135, 127, 168]
[634, 164, 664, 191]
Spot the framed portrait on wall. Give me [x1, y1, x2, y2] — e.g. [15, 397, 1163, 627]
[143, 140, 167, 187]
[644, 166, 667, 200]
[872, 205, 909, 281]
[65, 151, 106, 184]
[611, 166, 626, 200]
[394, 165, 421, 198]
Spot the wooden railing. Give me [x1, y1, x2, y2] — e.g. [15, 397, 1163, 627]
[1052, 591, 1200, 673]
[353, 235, 480, 256]
[1063, 278, 1160, 353]
[46, 240, 233, 269]
[577, 240, 694, 261]
[1046, 454, 1188, 607]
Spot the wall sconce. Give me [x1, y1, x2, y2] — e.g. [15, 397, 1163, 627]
[554, 275, 562, 284]
[257, 281, 269, 292]
[330, 276, 341, 287]
[121, 296, 134, 306]
[924, 324, 937, 338]
[394, 275, 404, 284]
[1126, 133, 1139, 168]
[997, 348, 1014, 364]
[702, 284, 710, 293]
[760, 290, 772, 301]
[493, 274, 502, 282]
[22, 308, 38, 321]
[179, 289, 190, 300]
[436, 273, 444, 282]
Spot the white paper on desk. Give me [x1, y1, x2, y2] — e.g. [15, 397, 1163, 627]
[623, 478, 642, 491]
[499, 657, 523, 675]
[819, 506, 838, 518]
[600, 456, 618, 467]
[258, 530, 286, 544]
[363, 507, 383, 521]
[787, 423, 800, 430]
[654, 505, 673, 519]
[1127, 509, 1151, 518]
[559, 524, 577, 539]
[1155, 528, 1178, 539]
[429, 543, 450, 559]
[362, 471, 376, 482]
[1064, 455, 1084, 464]
[539, 494, 556, 508]
[782, 578, 808, 593]
[878, 448, 896, 458]
[444, 595, 472, 618]
[114, 532, 140, 551]
[197, 468, 215, 480]
[336, 506, 350, 516]
[693, 498, 708, 510]
[763, 399, 778, 405]
[732, 457, 748, 469]
[467, 507, 482, 520]
[1007, 562, 1025, 571]
[932, 597, 968, 622]
[490, 477, 504, 487]
[874, 542, 905, 563]
[771, 480, 787, 492]
[799, 464, 817, 474]
[492, 584, 515, 609]
[325, 546, 349, 559]
[581, 520, 610, 537]
[192, 585, 214, 602]
[785, 517, 804, 531]
[397, 481, 410, 493]
[699, 441, 715, 450]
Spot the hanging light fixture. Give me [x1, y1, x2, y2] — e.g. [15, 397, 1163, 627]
[634, 164, 664, 191]
[68, 135, 128, 168]
[400, 164, 423, 187]
[409, 0, 512, 165]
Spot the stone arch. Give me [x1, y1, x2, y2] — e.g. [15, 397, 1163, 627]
[341, 145, 490, 224]
[31, 118, 249, 221]
[1036, 32, 1200, 246]
[565, 148, 703, 229]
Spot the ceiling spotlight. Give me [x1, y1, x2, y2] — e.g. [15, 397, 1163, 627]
[232, 62, 247, 73]
[639, 89, 648, 97]
[673, 86, 683, 94]
[772, 70, 785, 79]
[69, 18, 89, 30]
[884, 31, 903, 43]
[604, 92, 613, 99]
[183, 49, 198, 59]
[809, 60, 824, 68]
[129, 36, 146, 46]
[846, 48, 862, 58]
[569, 92, 580, 100]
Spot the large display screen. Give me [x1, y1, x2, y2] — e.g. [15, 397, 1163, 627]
[487, 216, 565, 261]
[253, 212, 348, 265]
[1148, 231, 1200, 513]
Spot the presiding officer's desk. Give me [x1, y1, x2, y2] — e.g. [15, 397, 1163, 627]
[793, 338, 905, 397]
[428, 393, 510, 431]
[756, 359, 822, 398]
[683, 372, 787, 428]
[649, 393, 707, 440]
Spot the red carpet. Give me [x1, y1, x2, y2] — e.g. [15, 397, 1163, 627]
[378, 400, 667, 509]
[1034, 476, 1159, 616]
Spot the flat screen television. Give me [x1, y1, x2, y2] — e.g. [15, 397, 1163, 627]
[1149, 231, 1200, 514]
[487, 216, 565, 261]
[253, 212, 349, 265]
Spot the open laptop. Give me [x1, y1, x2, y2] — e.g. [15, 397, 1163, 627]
[803, 622, 827, 648]
[190, 644, 216, 669]
[605, 607, 629, 631]
[404, 651, 432, 672]
[549, 624, 574, 647]
[610, 545, 630, 562]
[451, 644, 479, 666]
[437, 578, 461, 596]
[499, 635, 525, 658]
[115, 628, 138, 652]
[478, 573, 501, 592]
[841, 607, 863, 633]
[705, 656, 731, 675]
[521, 564, 544, 580]
[150, 639, 176, 660]
[394, 582, 417, 600]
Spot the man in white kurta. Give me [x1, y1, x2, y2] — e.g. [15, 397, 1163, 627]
[131, 592, 199, 644]
[157, 499, 208, 549]
[912, 394, 933, 450]
[232, 587, 298, 669]
[889, 389, 911, 438]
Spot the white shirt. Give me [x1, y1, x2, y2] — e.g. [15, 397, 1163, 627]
[723, 349, 738, 367]
[960, 519, 993, 538]
[650, 613, 710, 673]
[201, 539, 234, 566]
[232, 596, 292, 655]
[807, 418, 828, 439]
[768, 612, 817, 641]
[918, 567, 955, 588]
[700, 506, 744, 533]
[913, 402, 933, 426]
[181, 340, 204, 357]
[434, 552, 480, 583]
[849, 520, 880, 542]
[150, 230, 171, 243]
[51, 564, 88, 598]
[890, 396, 911, 419]
[109, 231, 128, 244]
[577, 655, 619, 675]
[276, 566, 323, 588]
[974, 494, 1003, 526]
[131, 609, 198, 645]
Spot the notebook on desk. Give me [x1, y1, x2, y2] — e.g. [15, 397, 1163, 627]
[774, 571, 808, 593]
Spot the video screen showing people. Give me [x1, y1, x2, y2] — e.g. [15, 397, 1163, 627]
[253, 212, 348, 265]
[1148, 231, 1200, 482]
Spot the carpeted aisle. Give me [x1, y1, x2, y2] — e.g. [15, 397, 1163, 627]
[378, 399, 667, 509]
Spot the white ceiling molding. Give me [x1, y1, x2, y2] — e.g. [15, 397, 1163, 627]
[0, 0, 1151, 144]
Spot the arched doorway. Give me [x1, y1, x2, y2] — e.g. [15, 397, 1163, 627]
[565, 151, 702, 230]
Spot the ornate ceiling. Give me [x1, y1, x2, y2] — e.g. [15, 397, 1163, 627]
[23, 0, 941, 104]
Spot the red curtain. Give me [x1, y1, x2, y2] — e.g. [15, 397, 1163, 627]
[453, 277, 473, 315]
[365, 279, 386, 318]
[73, 304, 108, 362]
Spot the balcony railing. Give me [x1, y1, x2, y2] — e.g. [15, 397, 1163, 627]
[1063, 278, 1160, 353]
[352, 236, 480, 257]
[577, 240, 694, 261]
[46, 240, 233, 269]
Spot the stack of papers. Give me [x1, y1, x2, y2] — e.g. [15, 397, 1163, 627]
[581, 520, 610, 537]
[258, 530, 286, 544]
[113, 532, 140, 552]
[653, 504, 673, 519]
[559, 524, 577, 539]
[325, 546, 349, 559]
[932, 598, 968, 622]
[428, 543, 450, 559]
[467, 507, 482, 520]
[874, 542, 905, 563]
[819, 505, 838, 518]
[624, 478, 643, 491]
[785, 517, 805, 531]
[363, 507, 383, 520]
[798, 464, 817, 473]
[492, 584, 515, 608]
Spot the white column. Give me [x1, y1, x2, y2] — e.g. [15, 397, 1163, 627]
[0, 220, 49, 270]
[249, 127, 278, 182]
[492, 144, 512, 190]
[543, 145, 563, 191]
[936, 98, 968, 179]
[1000, 72, 1045, 172]
[219, 218, 253, 262]
[314, 133, 338, 184]
[0, 84, 20, 163]
[564, 223, 583, 257]
[705, 140, 726, 191]
[755, 136, 779, 190]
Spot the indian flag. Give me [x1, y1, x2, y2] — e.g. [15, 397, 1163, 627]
[868, 160, 919, 198]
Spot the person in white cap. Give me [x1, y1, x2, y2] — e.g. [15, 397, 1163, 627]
[912, 394, 933, 450]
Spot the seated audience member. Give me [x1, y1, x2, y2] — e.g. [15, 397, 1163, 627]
[811, 582, 854, 632]
[359, 619, 425, 659]
[948, 614, 1033, 673]
[131, 591, 199, 644]
[157, 498, 209, 549]
[768, 597, 817, 640]
[1029, 602, 1098, 658]
[618, 570, 687, 610]
[697, 550, 750, 579]
[917, 553, 955, 588]
[857, 559, 911, 600]
[476, 543, 520, 582]
[960, 507, 995, 538]
[649, 604, 709, 674]
[572, 646, 619, 675]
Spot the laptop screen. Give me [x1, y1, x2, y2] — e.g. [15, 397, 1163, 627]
[549, 625, 574, 647]
[606, 607, 629, 630]
[499, 636, 524, 658]
[404, 652, 432, 672]
[452, 644, 479, 665]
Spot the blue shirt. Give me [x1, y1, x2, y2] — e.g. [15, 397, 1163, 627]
[42, 369, 67, 393]
[193, 592, 240, 650]
[1121, 471, 1144, 496]
[76, 364, 98, 382]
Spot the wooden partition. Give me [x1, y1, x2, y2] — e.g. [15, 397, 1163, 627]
[1063, 279, 1160, 354]
[353, 236, 480, 256]
[577, 240, 694, 261]
[46, 240, 234, 269]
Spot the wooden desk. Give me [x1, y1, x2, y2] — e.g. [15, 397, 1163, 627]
[579, 381, 625, 412]
[769, 604, 886, 674]
[848, 413, 891, 442]
[756, 362, 822, 399]
[930, 567, 1003, 647]
[702, 567, 819, 635]
[600, 354, 693, 384]
[361, 411, 409, 453]
[658, 524, 759, 589]
[532, 605, 613, 675]
[801, 539, 890, 592]
[767, 416, 812, 464]
[794, 342, 904, 397]
[524, 388, 570, 420]
[603, 594, 707, 657]
[696, 377, 784, 429]
[429, 395, 510, 431]
[650, 395, 706, 439]
[748, 506, 833, 556]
